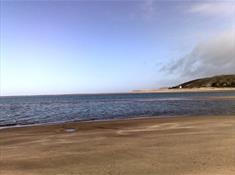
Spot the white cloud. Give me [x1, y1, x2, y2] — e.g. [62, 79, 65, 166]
[187, 1, 235, 17]
[164, 30, 235, 80]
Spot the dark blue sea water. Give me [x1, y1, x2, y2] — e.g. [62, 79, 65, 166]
[0, 92, 235, 127]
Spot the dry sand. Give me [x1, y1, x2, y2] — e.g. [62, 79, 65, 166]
[0, 116, 235, 175]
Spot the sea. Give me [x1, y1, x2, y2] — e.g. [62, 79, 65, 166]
[0, 91, 235, 128]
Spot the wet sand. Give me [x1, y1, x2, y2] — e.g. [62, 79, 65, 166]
[1, 116, 235, 175]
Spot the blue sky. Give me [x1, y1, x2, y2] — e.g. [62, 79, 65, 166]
[1, 0, 234, 95]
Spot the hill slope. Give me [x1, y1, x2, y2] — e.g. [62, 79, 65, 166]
[171, 75, 235, 89]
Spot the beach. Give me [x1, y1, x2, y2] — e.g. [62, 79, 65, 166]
[132, 87, 235, 93]
[1, 116, 235, 175]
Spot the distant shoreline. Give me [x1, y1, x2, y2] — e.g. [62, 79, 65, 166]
[2, 88, 235, 97]
[132, 87, 235, 93]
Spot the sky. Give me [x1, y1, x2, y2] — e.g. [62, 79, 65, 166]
[0, 0, 235, 96]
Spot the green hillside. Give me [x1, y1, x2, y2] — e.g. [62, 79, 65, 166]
[171, 75, 235, 89]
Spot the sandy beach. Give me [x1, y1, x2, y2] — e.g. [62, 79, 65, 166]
[0, 116, 235, 175]
[132, 87, 235, 93]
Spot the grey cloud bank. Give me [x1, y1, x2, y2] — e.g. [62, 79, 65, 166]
[163, 31, 235, 80]
[187, 2, 235, 16]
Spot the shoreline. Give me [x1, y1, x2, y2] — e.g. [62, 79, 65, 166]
[132, 87, 235, 93]
[1, 114, 235, 131]
[0, 115, 197, 130]
[1, 115, 235, 175]
[1, 88, 235, 98]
